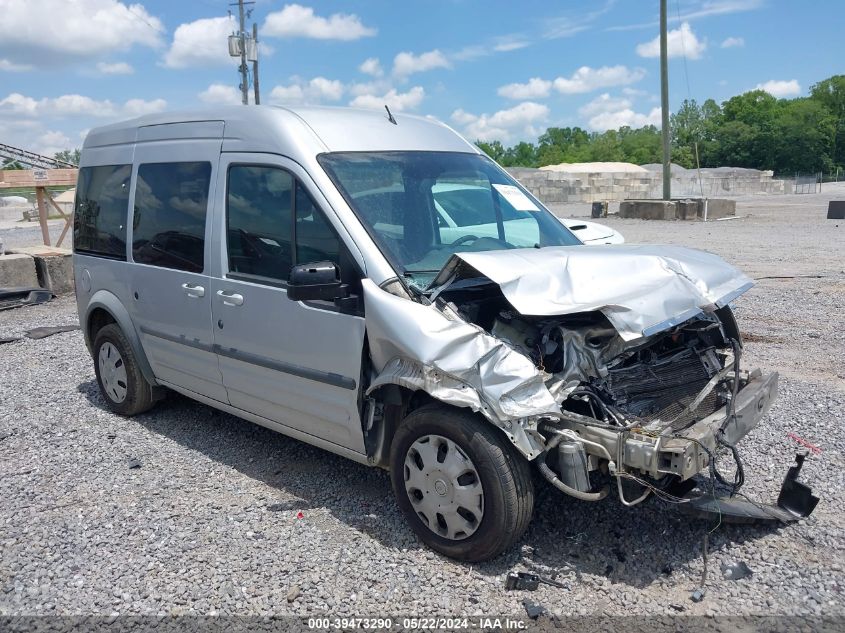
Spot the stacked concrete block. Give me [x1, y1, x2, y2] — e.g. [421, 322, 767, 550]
[0, 254, 39, 288]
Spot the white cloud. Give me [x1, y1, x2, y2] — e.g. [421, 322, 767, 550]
[498, 78, 553, 100]
[0, 58, 32, 72]
[553, 65, 647, 94]
[163, 16, 235, 68]
[269, 77, 345, 104]
[636, 22, 707, 60]
[579, 93, 633, 117]
[0, 92, 167, 118]
[263, 4, 375, 40]
[494, 40, 530, 52]
[393, 50, 450, 77]
[123, 98, 167, 116]
[97, 61, 134, 75]
[359, 57, 383, 77]
[497, 66, 646, 100]
[350, 87, 425, 112]
[34, 130, 73, 157]
[721, 36, 745, 48]
[755, 79, 801, 98]
[198, 83, 244, 106]
[579, 93, 661, 131]
[0, 0, 163, 67]
[451, 102, 549, 142]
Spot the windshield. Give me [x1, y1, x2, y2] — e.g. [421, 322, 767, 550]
[318, 151, 582, 288]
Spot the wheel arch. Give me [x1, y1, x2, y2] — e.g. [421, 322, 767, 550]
[84, 290, 158, 386]
[365, 373, 542, 468]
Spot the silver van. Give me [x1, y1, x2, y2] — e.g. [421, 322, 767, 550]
[73, 106, 813, 562]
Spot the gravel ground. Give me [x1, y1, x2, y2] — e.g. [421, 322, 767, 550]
[1, 188, 844, 623]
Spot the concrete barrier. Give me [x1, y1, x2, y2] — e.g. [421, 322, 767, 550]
[7, 246, 74, 294]
[619, 198, 737, 221]
[0, 253, 39, 288]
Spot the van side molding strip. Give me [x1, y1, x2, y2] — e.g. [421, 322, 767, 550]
[139, 326, 356, 391]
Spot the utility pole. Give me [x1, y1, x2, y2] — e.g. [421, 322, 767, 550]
[660, 0, 671, 200]
[252, 22, 260, 105]
[236, 0, 248, 104]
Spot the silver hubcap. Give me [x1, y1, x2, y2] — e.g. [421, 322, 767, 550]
[404, 434, 484, 541]
[98, 342, 128, 403]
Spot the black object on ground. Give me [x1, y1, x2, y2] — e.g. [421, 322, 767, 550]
[127, 458, 142, 470]
[691, 589, 705, 603]
[25, 324, 80, 339]
[678, 451, 819, 523]
[0, 287, 53, 311]
[505, 571, 567, 591]
[721, 560, 753, 580]
[0, 336, 21, 345]
[828, 201, 845, 219]
[522, 600, 546, 620]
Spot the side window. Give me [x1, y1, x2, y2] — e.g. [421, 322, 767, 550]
[132, 162, 211, 273]
[73, 164, 130, 259]
[295, 182, 340, 267]
[227, 165, 293, 281]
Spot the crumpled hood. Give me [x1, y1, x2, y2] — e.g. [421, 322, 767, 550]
[430, 245, 753, 341]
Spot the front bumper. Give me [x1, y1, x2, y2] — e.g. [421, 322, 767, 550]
[576, 370, 779, 481]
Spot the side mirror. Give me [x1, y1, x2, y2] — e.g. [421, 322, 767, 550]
[287, 261, 349, 302]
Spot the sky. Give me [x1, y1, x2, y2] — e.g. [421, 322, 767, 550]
[0, 0, 842, 157]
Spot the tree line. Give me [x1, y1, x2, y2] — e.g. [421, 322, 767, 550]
[477, 75, 845, 175]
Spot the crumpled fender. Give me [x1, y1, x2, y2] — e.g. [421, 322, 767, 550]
[363, 279, 556, 459]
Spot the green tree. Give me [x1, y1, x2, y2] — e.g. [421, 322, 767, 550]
[773, 98, 835, 173]
[475, 140, 505, 162]
[54, 149, 81, 166]
[810, 75, 845, 170]
[500, 141, 538, 167]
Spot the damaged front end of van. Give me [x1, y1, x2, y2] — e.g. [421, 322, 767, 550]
[363, 244, 818, 522]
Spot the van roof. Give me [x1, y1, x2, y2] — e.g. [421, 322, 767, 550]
[83, 105, 480, 156]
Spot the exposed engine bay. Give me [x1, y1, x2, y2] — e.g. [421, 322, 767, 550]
[433, 275, 758, 507]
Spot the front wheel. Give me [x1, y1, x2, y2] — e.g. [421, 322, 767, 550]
[389, 404, 534, 562]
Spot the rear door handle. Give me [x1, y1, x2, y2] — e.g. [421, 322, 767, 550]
[216, 290, 244, 306]
[181, 283, 205, 298]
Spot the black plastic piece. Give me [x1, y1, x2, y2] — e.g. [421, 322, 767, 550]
[777, 451, 820, 518]
[0, 287, 53, 311]
[678, 451, 819, 524]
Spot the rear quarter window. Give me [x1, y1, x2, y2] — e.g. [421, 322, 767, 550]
[73, 164, 131, 259]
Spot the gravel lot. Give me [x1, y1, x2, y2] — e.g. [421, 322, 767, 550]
[1, 187, 843, 622]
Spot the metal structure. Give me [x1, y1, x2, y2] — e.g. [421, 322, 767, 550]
[0, 142, 75, 170]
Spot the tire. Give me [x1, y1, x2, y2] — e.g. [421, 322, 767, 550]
[389, 403, 534, 562]
[92, 323, 156, 416]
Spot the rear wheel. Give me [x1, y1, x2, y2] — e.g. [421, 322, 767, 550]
[93, 324, 156, 416]
[389, 403, 534, 562]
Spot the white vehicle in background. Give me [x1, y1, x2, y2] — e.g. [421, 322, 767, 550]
[431, 183, 624, 246]
[559, 217, 624, 245]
